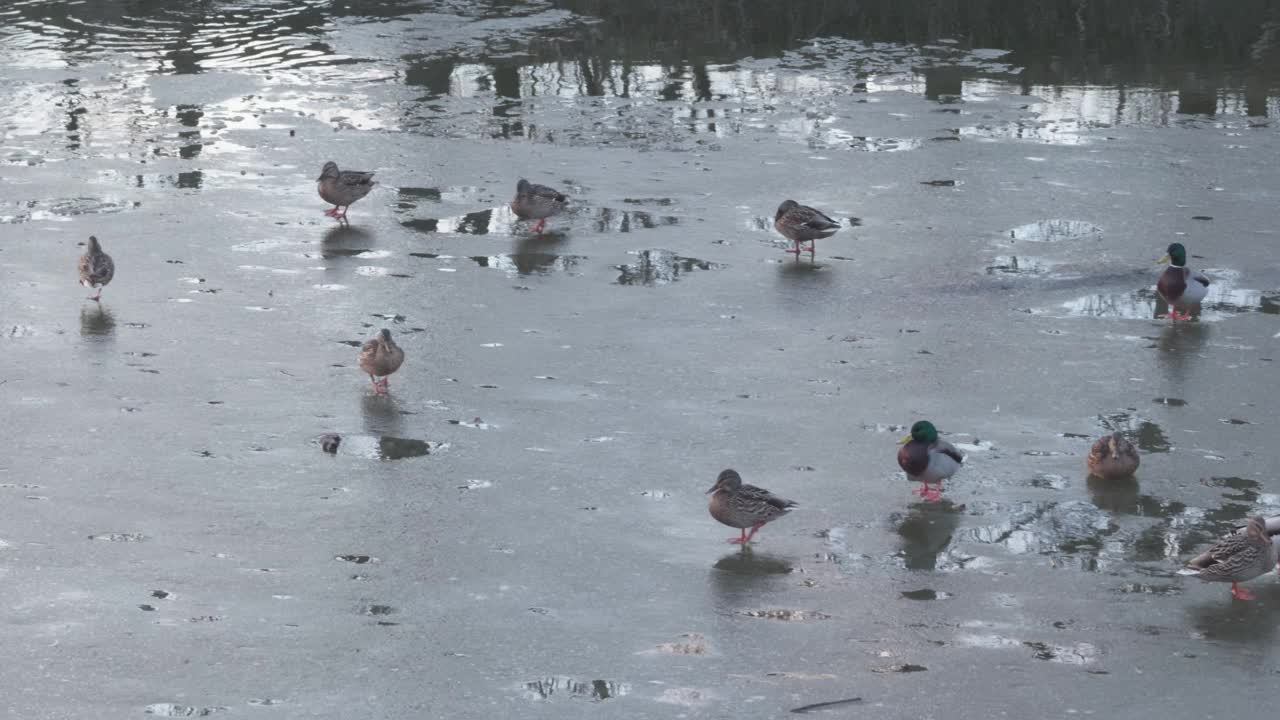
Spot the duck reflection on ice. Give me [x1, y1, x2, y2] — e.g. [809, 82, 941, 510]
[79, 304, 115, 338]
[360, 392, 403, 435]
[1156, 320, 1210, 383]
[321, 224, 374, 259]
[712, 546, 794, 576]
[709, 546, 793, 606]
[1187, 593, 1280, 644]
[895, 500, 963, 570]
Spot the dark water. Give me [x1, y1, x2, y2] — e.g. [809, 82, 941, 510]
[2, 2, 1280, 718]
[1, 0, 1277, 163]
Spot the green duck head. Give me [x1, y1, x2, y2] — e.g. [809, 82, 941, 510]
[899, 420, 939, 445]
[1160, 242, 1187, 268]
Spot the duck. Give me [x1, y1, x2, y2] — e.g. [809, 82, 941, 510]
[774, 200, 841, 258]
[317, 161, 376, 222]
[1234, 516, 1280, 536]
[1156, 242, 1210, 321]
[706, 469, 796, 544]
[1086, 432, 1139, 479]
[319, 433, 341, 454]
[77, 235, 114, 302]
[897, 420, 963, 501]
[510, 179, 568, 233]
[1185, 516, 1277, 601]
[358, 328, 405, 394]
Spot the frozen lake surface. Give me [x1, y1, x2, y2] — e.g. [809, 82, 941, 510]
[1, 1, 1279, 717]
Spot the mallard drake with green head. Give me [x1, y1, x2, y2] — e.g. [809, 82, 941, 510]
[318, 161, 375, 222]
[1156, 242, 1209, 321]
[706, 469, 796, 544]
[1185, 516, 1277, 601]
[77, 235, 114, 301]
[510, 179, 568, 233]
[897, 421, 963, 501]
[358, 328, 404, 394]
[774, 200, 840, 259]
[1086, 432, 1139, 479]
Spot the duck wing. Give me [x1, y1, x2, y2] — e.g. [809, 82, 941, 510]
[524, 182, 567, 202]
[1196, 533, 1267, 579]
[1190, 271, 1210, 288]
[736, 483, 797, 519]
[94, 252, 114, 285]
[358, 338, 380, 371]
[381, 341, 405, 374]
[79, 250, 113, 285]
[77, 253, 92, 283]
[933, 439, 964, 464]
[337, 170, 375, 187]
[788, 205, 840, 231]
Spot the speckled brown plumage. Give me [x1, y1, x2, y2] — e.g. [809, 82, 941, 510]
[1186, 516, 1276, 600]
[510, 179, 568, 232]
[1086, 433, 1139, 479]
[318, 161, 375, 221]
[774, 199, 840, 258]
[706, 469, 796, 544]
[358, 328, 404, 394]
[77, 235, 114, 301]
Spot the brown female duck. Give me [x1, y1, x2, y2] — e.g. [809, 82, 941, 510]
[358, 328, 404, 394]
[77, 235, 114, 301]
[706, 469, 797, 544]
[1185, 516, 1277, 601]
[774, 199, 841, 259]
[1086, 433, 1139, 479]
[317, 161, 375, 222]
[510, 178, 568, 233]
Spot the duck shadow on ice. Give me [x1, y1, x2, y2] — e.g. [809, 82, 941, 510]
[80, 304, 116, 338]
[774, 259, 835, 306]
[1154, 320, 1211, 383]
[894, 499, 963, 571]
[712, 546, 794, 576]
[1187, 589, 1280, 644]
[466, 231, 577, 277]
[361, 393, 404, 435]
[321, 224, 375, 258]
[709, 547, 794, 603]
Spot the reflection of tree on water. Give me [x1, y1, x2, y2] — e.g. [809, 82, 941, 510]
[1061, 278, 1278, 321]
[523, 677, 631, 701]
[1095, 412, 1169, 453]
[10, 0, 1279, 172]
[11, 0, 1279, 94]
[954, 471, 1263, 570]
[952, 489, 1259, 568]
[614, 250, 720, 286]
[556, 0, 1279, 90]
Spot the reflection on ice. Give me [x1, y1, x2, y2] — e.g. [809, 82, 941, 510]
[1059, 271, 1279, 321]
[522, 677, 630, 701]
[470, 253, 584, 277]
[615, 250, 723, 286]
